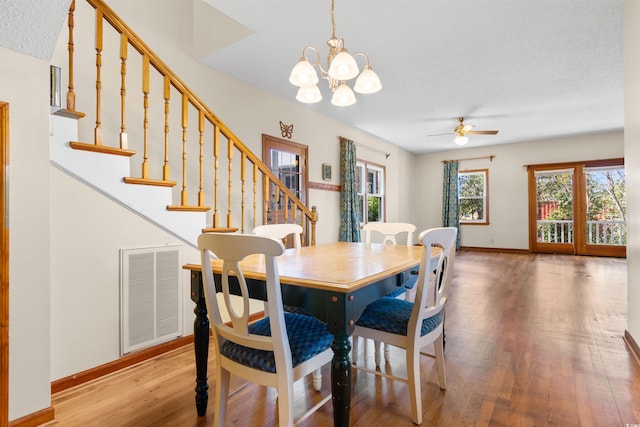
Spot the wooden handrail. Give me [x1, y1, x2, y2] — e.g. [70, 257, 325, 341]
[62, 0, 318, 244]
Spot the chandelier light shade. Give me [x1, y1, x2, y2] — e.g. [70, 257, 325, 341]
[332, 82, 357, 106]
[296, 85, 323, 103]
[289, 0, 381, 106]
[289, 58, 319, 87]
[328, 51, 360, 81]
[354, 66, 382, 94]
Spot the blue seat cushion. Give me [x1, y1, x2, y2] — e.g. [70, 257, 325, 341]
[355, 297, 443, 336]
[221, 313, 333, 373]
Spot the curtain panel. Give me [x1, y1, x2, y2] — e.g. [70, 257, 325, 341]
[339, 137, 361, 242]
[442, 160, 461, 248]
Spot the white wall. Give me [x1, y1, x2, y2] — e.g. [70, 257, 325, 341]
[0, 46, 52, 420]
[49, 166, 201, 379]
[413, 132, 624, 249]
[624, 0, 640, 343]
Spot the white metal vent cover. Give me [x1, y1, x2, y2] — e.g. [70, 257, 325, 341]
[120, 245, 183, 354]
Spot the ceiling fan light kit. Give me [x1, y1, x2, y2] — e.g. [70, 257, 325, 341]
[289, 0, 381, 106]
[453, 135, 469, 146]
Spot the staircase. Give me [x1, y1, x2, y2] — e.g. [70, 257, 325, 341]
[51, 0, 318, 247]
[51, 114, 207, 245]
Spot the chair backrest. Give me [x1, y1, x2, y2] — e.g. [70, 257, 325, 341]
[197, 233, 293, 372]
[409, 227, 457, 338]
[253, 223, 303, 249]
[362, 222, 417, 246]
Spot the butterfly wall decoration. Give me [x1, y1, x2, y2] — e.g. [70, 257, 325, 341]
[279, 121, 293, 139]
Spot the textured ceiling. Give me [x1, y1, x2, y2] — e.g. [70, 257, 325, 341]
[199, 0, 623, 153]
[0, 0, 623, 154]
[0, 0, 71, 61]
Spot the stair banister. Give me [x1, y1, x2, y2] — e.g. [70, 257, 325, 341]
[59, 0, 318, 244]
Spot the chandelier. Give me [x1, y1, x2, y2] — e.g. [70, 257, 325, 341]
[288, 0, 381, 107]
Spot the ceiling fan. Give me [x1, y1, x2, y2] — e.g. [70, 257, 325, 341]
[452, 117, 498, 145]
[428, 117, 499, 146]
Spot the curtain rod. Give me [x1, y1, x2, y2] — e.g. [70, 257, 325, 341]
[354, 142, 391, 159]
[442, 155, 495, 163]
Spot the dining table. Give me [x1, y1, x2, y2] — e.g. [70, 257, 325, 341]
[183, 241, 423, 427]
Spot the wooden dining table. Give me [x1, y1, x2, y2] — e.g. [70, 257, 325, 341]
[183, 241, 423, 427]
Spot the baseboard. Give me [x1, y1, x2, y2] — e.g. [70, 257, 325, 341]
[624, 329, 640, 365]
[51, 335, 193, 394]
[9, 406, 54, 427]
[459, 246, 531, 254]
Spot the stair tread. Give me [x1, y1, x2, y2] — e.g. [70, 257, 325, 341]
[167, 205, 211, 212]
[70, 141, 136, 157]
[124, 177, 177, 187]
[53, 109, 86, 119]
[202, 227, 240, 233]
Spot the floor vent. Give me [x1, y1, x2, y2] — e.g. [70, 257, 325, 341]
[120, 245, 183, 355]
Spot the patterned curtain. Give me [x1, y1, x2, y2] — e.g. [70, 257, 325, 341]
[339, 137, 361, 242]
[442, 160, 461, 248]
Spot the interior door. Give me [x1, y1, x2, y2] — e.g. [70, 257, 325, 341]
[261, 134, 308, 242]
[528, 159, 625, 257]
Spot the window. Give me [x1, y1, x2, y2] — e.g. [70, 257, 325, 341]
[357, 161, 385, 224]
[458, 169, 489, 224]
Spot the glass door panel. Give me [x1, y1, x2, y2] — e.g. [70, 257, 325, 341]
[582, 166, 626, 256]
[532, 168, 576, 254]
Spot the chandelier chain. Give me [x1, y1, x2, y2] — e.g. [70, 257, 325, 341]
[331, 0, 336, 39]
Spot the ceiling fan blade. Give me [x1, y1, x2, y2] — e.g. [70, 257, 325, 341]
[427, 132, 454, 137]
[467, 130, 499, 135]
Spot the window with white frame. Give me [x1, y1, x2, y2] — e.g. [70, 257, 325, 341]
[357, 161, 385, 224]
[458, 169, 489, 224]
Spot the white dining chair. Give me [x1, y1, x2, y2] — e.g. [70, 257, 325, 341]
[252, 222, 324, 387]
[253, 223, 303, 248]
[351, 227, 457, 425]
[362, 221, 416, 248]
[198, 233, 333, 427]
[362, 221, 418, 300]
[253, 223, 307, 314]
[359, 222, 418, 365]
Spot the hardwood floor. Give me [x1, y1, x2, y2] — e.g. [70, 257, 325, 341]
[48, 251, 640, 426]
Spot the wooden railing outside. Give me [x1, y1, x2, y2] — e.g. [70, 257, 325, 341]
[586, 220, 626, 245]
[537, 219, 627, 245]
[56, 0, 318, 243]
[537, 220, 574, 244]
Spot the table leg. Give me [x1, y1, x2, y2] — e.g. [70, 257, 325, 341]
[331, 333, 351, 427]
[193, 286, 209, 416]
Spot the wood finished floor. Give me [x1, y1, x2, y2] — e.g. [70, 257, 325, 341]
[48, 251, 640, 426]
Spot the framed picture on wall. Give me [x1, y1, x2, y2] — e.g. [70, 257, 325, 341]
[322, 163, 332, 181]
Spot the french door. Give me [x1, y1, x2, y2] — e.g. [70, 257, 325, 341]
[261, 134, 309, 245]
[528, 158, 626, 257]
